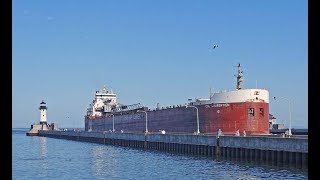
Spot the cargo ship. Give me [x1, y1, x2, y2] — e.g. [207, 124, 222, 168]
[85, 64, 270, 134]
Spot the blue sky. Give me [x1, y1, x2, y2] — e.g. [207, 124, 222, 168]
[13, 0, 308, 129]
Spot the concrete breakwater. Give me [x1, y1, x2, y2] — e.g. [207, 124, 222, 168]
[39, 130, 308, 169]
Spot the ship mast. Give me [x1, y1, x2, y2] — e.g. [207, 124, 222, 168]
[209, 83, 213, 99]
[236, 63, 243, 90]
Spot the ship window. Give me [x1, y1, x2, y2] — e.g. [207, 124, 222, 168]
[260, 108, 264, 116]
[248, 108, 254, 116]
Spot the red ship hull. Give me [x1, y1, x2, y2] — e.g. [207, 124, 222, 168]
[85, 102, 269, 134]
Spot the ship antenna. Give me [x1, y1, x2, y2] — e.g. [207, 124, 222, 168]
[235, 63, 243, 90]
[209, 83, 213, 99]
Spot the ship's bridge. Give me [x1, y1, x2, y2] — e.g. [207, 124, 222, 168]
[95, 87, 116, 100]
[94, 86, 117, 104]
[88, 86, 118, 116]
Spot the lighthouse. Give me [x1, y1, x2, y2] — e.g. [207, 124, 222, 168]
[26, 100, 59, 136]
[39, 100, 48, 124]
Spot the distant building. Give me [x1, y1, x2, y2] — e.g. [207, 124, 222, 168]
[269, 114, 285, 130]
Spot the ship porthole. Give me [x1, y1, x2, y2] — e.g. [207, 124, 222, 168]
[217, 110, 220, 113]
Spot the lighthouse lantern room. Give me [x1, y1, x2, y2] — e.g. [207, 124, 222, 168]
[39, 100, 47, 124]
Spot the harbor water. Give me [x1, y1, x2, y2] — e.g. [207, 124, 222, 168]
[13, 128, 308, 179]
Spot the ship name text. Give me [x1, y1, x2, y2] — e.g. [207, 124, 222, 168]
[205, 103, 230, 108]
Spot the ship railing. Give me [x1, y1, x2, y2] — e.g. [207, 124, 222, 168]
[149, 104, 187, 111]
[86, 115, 105, 120]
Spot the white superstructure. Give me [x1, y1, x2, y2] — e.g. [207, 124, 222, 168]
[189, 63, 269, 106]
[87, 86, 117, 116]
[87, 86, 144, 117]
[190, 89, 269, 106]
[39, 101, 47, 124]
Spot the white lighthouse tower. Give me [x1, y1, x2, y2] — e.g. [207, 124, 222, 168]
[39, 100, 48, 124]
[27, 100, 58, 136]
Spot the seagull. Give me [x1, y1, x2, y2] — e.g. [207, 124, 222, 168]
[213, 44, 219, 49]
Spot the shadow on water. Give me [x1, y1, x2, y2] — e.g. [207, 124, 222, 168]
[16, 128, 307, 179]
[47, 133, 309, 178]
[106, 144, 308, 178]
[220, 156, 308, 177]
[113, 145, 307, 179]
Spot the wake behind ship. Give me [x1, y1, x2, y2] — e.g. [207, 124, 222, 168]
[85, 64, 269, 134]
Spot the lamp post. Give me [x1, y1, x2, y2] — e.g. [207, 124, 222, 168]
[137, 110, 148, 133]
[111, 114, 115, 132]
[274, 96, 292, 136]
[186, 105, 200, 134]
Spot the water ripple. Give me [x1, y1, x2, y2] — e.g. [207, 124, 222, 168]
[13, 129, 308, 180]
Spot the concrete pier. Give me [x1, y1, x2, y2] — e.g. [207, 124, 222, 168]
[38, 130, 308, 169]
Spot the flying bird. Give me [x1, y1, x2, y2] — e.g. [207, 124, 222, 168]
[212, 44, 219, 49]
